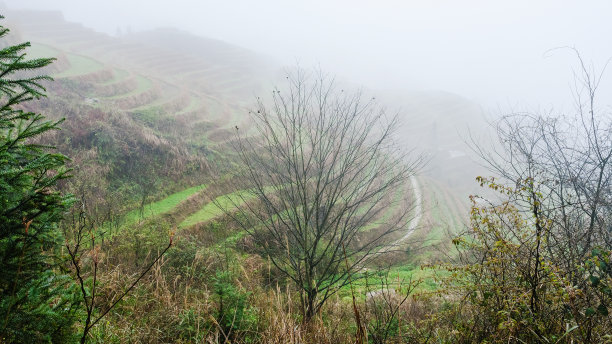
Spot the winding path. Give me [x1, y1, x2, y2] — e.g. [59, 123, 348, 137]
[400, 176, 423, 243]
[373, 175, 423, 255]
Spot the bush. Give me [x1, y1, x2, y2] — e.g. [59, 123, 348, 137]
[212, 269, 258, 342]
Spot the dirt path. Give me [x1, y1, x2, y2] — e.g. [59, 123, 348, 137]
[373, 175, 423, 255]
[399, 176, 423, 243]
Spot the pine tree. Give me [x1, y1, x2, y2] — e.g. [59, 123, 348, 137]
[0, 17, 78, 343]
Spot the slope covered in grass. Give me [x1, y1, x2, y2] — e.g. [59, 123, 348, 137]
[122, 183, 207, 227]
[180, 189, 255, 228]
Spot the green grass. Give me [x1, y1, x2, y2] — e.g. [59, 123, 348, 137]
[175, 96, 202, 116]
[26, 43, 104, 79]
[335, 265, 445, 302]
[132, 107, 164, 126]
[98, 68, 130, 85]
[26, 43, 59, 59]
[131, 92, 185, 115]
[359, 185, 405, 233]
[55, 52, 104, 78]
[132, 102, 165, 114]
[425, 182, 461, 243]
[180, 189, 255, 228]
[370, 265, 443, 292]
[108, 75, 152, 99]
[122, 184, 207, 227]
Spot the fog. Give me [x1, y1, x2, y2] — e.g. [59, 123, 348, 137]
[4, 0, 612, 111]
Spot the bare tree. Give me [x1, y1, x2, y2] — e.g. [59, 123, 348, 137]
[65, 200, 173, 343]
[361, 268, 421, 344]
[223, 69, 422, 321]
[476, 50, 611, 266]
[471, 49, 612, 340]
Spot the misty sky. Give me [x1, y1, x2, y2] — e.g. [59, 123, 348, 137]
[4, 0, 612, 110]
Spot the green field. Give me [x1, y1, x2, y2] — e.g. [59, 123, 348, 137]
[26, 43, 59, 59]
[425, 180, 465, 243]
[122, 183, 207, 227]
[333, 265, 444, 302]
[108, 74, 152, 99]
[180, 189, 255, 228]
[98, 68, 130, 85]
[181, 95, 202, 112]
[26, 43, 105, 79]
[359, 184, 405, 233]
[55, 52, 104, 78]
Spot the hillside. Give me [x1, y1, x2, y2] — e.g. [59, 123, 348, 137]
[4, 8, 482, 253]
[2, 8, 481, 341]
[2, 5, 610, 343]
[5, 10, 278, 213]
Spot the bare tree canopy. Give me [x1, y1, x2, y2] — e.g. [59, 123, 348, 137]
[476, 49, 612, 265]
[465, 50, 612, 341]
[224, 69, 422, 320]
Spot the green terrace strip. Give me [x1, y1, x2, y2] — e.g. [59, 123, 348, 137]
[24, 42, 59, 59]
[209, 204, 293, 252]
[122, 184, 207, 227]
[107, 74, 152, 99]
[324, 265, 443, 302]
[343, 265, 445, 296]
[358, 182, 405, 233]
[98, 68, 130, 85]
[179, 184, 281, 229]
[425, 180, 460, 243]
[130, 89, 184, 114]
[179, 189, 256, 228]
[54, 51, 104, 78]
[176, 95, 202, 115]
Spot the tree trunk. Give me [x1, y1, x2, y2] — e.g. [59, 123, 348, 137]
[304, 289, 317, 322]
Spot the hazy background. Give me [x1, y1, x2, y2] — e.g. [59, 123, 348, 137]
[4, 0, 612, 111]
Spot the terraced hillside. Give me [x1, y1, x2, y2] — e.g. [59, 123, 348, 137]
[7, 10, 274, 150]
[381, 90, 489, 196]
[5, 9, 474, 267]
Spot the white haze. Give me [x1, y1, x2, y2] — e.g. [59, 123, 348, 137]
[4, 0, 612, 112]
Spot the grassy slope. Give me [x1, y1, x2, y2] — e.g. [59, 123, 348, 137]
[25, 43, 58, 59]
[180, 189, 255, 228]
[55, 53, 104, 77]
[98, 68, 129, 84]
[7, 16, 501, 342]
[426, 178, 467, 242]
[358, 184, 406, 233]
[122, 183, 207, 227]
[38, 39, 464, 272]
[23, 20, 469, 275]
[107, 74, 152, 99]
